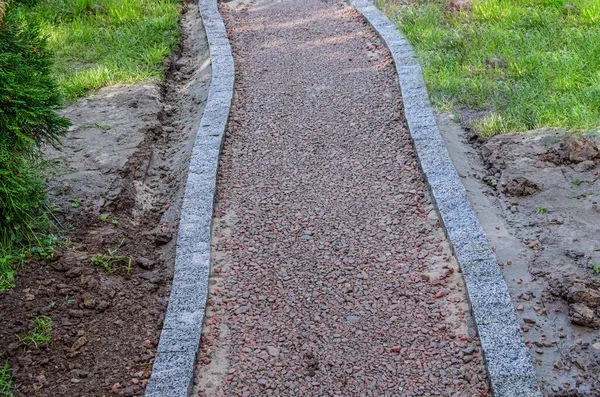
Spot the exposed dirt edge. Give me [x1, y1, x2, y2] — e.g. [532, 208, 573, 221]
[144, 0, 235, 395]
[351, 0, 541, 395]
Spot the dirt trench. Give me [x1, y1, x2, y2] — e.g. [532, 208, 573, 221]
[0, 2, 210, 396]
[439, 115, 600, 396]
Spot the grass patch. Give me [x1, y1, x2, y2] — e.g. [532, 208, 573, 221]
[0, 360, 13, 397]
[17, 315, 53, 348]
[91, 242, 132, 275]
[12, 0, 183, 101]
[377, 0, 600, 136]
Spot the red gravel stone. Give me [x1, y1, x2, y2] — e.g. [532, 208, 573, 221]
[196, 0, 489, 395]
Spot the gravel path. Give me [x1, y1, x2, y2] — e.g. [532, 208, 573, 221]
[196, 0, 490, 395]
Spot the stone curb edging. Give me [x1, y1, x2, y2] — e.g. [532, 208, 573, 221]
[350, 1, 542, 396]
[145, 1, 234, 396]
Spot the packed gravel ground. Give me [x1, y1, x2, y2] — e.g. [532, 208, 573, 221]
[195, 0, 490, 395]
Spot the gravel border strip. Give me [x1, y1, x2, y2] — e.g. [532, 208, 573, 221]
[145, 1, 234, 396]
[350, 1, 542, 396]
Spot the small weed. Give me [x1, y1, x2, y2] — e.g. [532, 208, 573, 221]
[91, 242, 132, 275]
[0, 360, 13, 397]
[79, 122, 109, 132]
[571, 191, 599, 199]
[17, 315, 53, 348]
[99, 215, 118, 226]
[69, 198, 83, 208]
[594, 263, 600, 274]
[534, 207, 548, 214]
[571, 179, 592, 188]
[94, 122, 109, 132]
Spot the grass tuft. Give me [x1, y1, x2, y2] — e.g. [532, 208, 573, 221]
[91, 242, 132, 275]
[378, 0, 600, 136]
[17, 315, 53, 348]
[0, 360, 12, 397]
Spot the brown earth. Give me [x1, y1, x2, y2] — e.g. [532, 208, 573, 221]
[0, 2, 210, 396]
[439, 114, 600, 396]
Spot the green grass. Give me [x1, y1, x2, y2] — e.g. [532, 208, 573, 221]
[91, 242, 133, 275]
[377, 0, 600, 136]
[13, 0, 182, 101]
[0, 360, 13, 397]
[17, 315, 53, 348]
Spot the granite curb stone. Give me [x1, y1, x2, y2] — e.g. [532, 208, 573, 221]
[350, 0, 542, 396]
[144, 0, 234, 395]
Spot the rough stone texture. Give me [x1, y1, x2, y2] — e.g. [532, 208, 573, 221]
[144, 0, 234, 395]
[195, 0, 489, 395]
[351, 0, 541, 396]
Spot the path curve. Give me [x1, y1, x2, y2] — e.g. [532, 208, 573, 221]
[196, 0, 489, 395]
[351, 1, 540, 396]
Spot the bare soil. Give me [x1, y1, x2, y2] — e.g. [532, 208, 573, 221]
[439, 114, 600, 396]
[0, 3, 210, 396]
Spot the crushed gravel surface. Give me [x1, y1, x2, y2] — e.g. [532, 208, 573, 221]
[196, 0, 490, 395]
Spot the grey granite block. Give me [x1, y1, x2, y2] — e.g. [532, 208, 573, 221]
[167, 281, 208, 314]
[177, 221, 211, 246]
[178, 201, 214, 228]
[452, 230, 497, 264]
[210, 74, 235, 95]
[464, 275, 517, 326]
[405, 117, 438, 143]
[198, 102, 230, 135]
[189, 134, 222, 153]
[422, 172, 467, 209]
[187, 152, 220, 180]
[207, 88, 234, 108]
[478, 322, 538, 378]
[460, 257, 504, 279]
[491, 375, 543, 397]
[209, 43, 233, 58]
[145, 350, 196, 396]
[172, 250, 210, 280]
[156, 324, 203, 353]
[163, 301, 206, 328]
[391, 49, 420, 67]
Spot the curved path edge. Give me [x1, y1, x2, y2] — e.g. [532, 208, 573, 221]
[145, 1, 234, 396]
[350, 1, 542, 396]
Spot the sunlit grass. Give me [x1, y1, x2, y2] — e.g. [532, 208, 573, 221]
[13, 0, 182, 101]
[377, 0, 600, 136]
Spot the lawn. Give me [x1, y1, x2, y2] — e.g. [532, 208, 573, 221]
[376, 0, 600, 136]
[12, 0, 182, 101]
